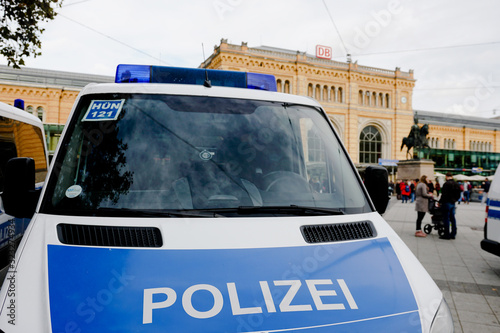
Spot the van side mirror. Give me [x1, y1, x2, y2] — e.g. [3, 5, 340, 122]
[364, 165, 390, 214]
[2, 158, 40, 218]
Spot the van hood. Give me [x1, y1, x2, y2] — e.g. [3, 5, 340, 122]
[47, 237, 420, 332]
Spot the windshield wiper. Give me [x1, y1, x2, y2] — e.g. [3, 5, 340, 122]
[236, 205, 344, 216]
[191, 205, 344, 216]
[95, 207, 223, 218]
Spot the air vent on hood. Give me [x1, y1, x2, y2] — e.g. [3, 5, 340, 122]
[57, 224, 163, 247]
[301, 221, 375, 243]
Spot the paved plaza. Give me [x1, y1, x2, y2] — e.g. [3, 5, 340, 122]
[384, 197, 500, 332]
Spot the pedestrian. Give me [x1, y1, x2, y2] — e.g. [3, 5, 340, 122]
[410, 179, 417, 203]
[457, 181, 464, 204]
[482, 178, 491, 203]
[439, 172, 461, 240]
[463, 180, 470, 204]
[396, 180, 402, 200]
[400, 180, 410, 203]
[427, 179, 435, 196]
[435, 181, 441, 196]
[415, 175, 433, 237]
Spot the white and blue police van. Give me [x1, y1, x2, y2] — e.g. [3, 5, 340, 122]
[481, 166, 500, 257]
[0, 101, 48, 283]
[0, 65, 453, 332]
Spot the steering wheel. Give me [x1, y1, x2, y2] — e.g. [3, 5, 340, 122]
[262, 171, 311, 192]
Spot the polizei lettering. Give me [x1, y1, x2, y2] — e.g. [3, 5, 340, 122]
[143, 278, 357, 324]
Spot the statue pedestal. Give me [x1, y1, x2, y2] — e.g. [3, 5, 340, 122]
[397, 159, 435, 181]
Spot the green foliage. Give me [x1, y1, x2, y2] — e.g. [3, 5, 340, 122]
[0, 0, 63, 68]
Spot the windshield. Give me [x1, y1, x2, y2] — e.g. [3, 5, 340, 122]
[41, 93, 370, 216]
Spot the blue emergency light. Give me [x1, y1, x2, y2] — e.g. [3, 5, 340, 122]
[115, 64, 277, 92]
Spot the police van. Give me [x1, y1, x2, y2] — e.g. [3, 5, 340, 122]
[481, 166, 500, 257]
[0, 65, 453, 332]
[0, 101, 48, 283]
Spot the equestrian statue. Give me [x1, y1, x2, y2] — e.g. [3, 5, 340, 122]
[401, 114, 430, 159]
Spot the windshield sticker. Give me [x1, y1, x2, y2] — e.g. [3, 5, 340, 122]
[82, 100, 125, 122]
[65, 185, 82, 198]
[199, 149, 216, 161]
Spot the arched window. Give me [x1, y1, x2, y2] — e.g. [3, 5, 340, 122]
[358, 90, 364, 105]
[308, 83, 313, 97]
[330, 86, 336, 102]
[359, 126, 382, 164]
[36, 106, 44, 122]
[276, 79, 282, 93]
[338, 87, 343, 103]
[385, 94, 390, 108]
[323, 85, 328, 101]
[366, 91, 371, 106]
[284, 80, 290, 94]
[445, 139, 452, 149]
[26, 105, 34, 115]
[372, 92, 377, 107]
[379, 93, 384, 107]
[315, 84, 321, 100]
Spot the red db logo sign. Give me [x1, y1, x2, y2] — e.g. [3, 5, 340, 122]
[316, 45, 332, 59]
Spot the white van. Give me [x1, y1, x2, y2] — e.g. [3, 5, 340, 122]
[481, 166, 500, 257]
[0, 65, 453, 332]
[0, 101, 48, 281]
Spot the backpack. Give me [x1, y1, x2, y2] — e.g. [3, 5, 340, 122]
[405, 185, 409, 192]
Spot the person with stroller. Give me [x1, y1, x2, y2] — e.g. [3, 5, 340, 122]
[415, 175, 433, 237]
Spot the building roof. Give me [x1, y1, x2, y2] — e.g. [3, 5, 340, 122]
[415, 110, 500, 130]
[204, 40, 414, 80]
[0, 64, 113, 89]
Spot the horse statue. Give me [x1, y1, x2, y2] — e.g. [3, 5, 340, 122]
[401, 120, 430, 159]
[419, 124, 430, 149]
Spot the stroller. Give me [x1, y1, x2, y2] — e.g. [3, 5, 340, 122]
[423, 198, 446, 236]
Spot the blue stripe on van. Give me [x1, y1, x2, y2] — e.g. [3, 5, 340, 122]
[488, 199, 500, 208]
[48, 237, 420, 332]
[488, 208, 500, 219]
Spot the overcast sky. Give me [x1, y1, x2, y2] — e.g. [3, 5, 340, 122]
[3, 0, 500, 117]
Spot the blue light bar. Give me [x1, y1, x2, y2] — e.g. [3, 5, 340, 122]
[115, 64, 151, 83]
[247, 72, 277, 91]
[115, 64, 277, 92]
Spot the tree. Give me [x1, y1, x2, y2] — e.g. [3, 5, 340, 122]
[0, 0, 63, 68]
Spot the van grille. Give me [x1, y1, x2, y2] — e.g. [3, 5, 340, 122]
[57, 224, 163, 247]
[301, 221, 375, 243]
